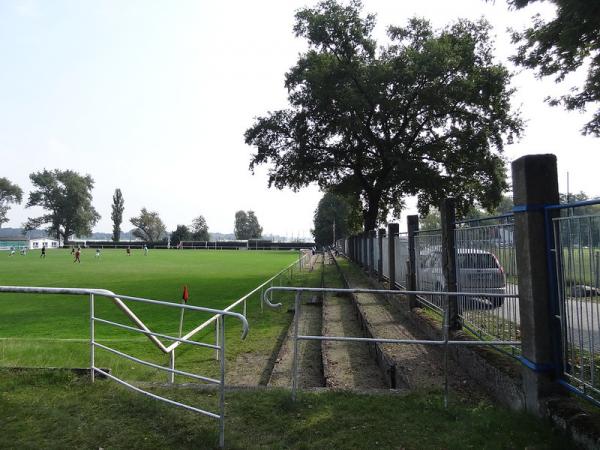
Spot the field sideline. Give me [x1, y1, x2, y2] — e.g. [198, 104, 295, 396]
[0, 249, 302, 380]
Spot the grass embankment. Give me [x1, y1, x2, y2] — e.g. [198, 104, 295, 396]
[0, 249, 310, 381]
[0, 369, 572, 449]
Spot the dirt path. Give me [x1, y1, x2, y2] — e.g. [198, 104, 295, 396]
[335, 256, 487, 397]
[321, 291, 387, 389]
[268, 300, 324, 388]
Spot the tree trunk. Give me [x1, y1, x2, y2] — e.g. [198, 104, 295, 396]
[363, 192, 381, 231]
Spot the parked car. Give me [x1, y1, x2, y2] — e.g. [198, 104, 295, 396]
[417, 248, 506, 308]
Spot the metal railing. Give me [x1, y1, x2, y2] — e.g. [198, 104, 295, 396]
[262, 286, 519, 407]
[549, 203, 600, 404]
[394, 233, 409, 287]
[454, 215, 520, 354]
[0, 286, 249, 448]
[413, 228, 443, 309]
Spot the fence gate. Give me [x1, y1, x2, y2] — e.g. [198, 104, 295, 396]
[548, 199, 600, 405]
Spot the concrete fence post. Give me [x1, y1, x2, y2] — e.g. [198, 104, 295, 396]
[440, 198, 460, 330]
[387, 223, 399, 289]
[407, 215, 419, 309]
[512, 154, 560, 415]
[378, 228, 385, 281]
[362, 232, 368, 268]
[368, 229, 376, 278]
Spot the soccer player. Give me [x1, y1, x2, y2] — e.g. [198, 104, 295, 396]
[74, 247, 81, 263]
[40, 244, 46, 258]
[126, 246, 131, 256]
[144, 244, 148, 256]
[9, 246, 15, 256]
[95, 248, 101, 258]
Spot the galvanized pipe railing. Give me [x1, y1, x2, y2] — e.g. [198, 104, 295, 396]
[262, 286, 520, 405]
[0, 285, 249, 449]
[0, 286, 170, 352]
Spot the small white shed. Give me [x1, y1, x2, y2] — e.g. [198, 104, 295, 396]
[28, 238, 61, 250]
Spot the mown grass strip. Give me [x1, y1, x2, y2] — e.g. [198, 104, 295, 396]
[0, 368, 572, 449]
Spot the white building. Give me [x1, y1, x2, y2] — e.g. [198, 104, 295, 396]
[28, 238, 61, 250]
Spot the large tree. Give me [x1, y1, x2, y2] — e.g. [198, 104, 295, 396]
[0, 177, 23, 227]
[24, 169, 100, 243]
[234, 210, 263, 239]
[111, 188, 125, 242]
[191, 215, 210, 241]
[246, 211, 263, 239]
[245, 0, 522, 231]
[312, 192, 362, 246]
[171, 224, 191, 246]
[507, 0, 600, 135]
[130, 208, 166, 242]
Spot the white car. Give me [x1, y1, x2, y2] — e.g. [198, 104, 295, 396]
[417, 248, 506, 308]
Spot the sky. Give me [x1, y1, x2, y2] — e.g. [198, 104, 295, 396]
[0, 0, 598, 238]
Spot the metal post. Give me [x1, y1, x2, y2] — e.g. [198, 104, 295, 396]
[89, 293, 95, 383]
[243, 299, 247, 318]
[291, 291, 301, 401]
[178, 300, 185, 338]
[215, 316, 220, 361]
[407, 215, 419, 308]
[218, 315, 226, 448]
[169, 350, 175, 384]
[441, 198, 460, 330]
[443, 293, 450, 409]
[595, 251, 600, 290]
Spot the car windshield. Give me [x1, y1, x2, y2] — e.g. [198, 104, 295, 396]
[458, 253, 498, 269]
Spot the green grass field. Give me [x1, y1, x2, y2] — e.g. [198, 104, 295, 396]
[0, 249, 304, 381]
[0, 251, 579, 448]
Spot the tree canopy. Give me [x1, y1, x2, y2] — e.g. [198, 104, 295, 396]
[111, 188, 124, 242]
[419, 195, 514, 230]
[171, 224, 191, 246]
[0, 177, 23, 228]
[191, 215, 210, 241]
[130, 208, 166, 242]
[245, 0, 522, 231]
[508, 0, 600, 135]
[312, 192, 362, 246]
[24, 169, 100, 243]
[234, 210, 263, 240]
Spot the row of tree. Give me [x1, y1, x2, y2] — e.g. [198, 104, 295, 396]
[312, 189, 600, 246]
[248, 0, 600, 236]
[0, 171, 264, 244]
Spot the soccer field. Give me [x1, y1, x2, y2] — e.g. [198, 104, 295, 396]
[0, 249, 303, 380]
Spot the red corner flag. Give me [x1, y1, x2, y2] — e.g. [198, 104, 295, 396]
[182, 285, 189, 303]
